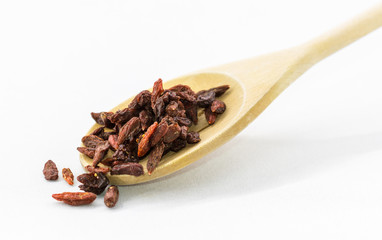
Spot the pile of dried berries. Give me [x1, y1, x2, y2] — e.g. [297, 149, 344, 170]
[45, 79, 229, 207]
[79, 79, 229, 175]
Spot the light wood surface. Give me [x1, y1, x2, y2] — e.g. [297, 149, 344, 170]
[80, 3, 382, 185]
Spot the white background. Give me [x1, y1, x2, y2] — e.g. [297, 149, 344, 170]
[1, 0, 382, 239]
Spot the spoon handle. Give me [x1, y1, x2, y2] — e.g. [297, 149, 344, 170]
[204, 3, 382, 125]
[301, 3, 382, 66]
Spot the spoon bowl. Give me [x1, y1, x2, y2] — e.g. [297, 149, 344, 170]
[80, 4, 382, 185]
[80, 73, 246, 185]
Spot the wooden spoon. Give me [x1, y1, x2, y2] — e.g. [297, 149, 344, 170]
[80, 4, 382, 185]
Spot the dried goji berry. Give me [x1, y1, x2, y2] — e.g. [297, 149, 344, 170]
[62, 168, 74, 185]
[117, 117, 141, 145]
[52, 192, 97, 206]
[147, 141, 165, 175]
[137, 122, 158, 157]
[150, 120, 168, 147]
[211, 100, 226, 114]
[104, 185, 119, 208]
[111, 162, 144, 176]
[43, 160, 58, 180]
